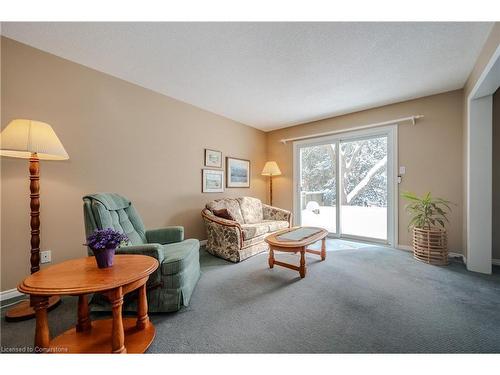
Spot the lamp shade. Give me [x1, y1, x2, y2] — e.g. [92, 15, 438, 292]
[0, 119, 69, 160]
[261, 161, 281, 176]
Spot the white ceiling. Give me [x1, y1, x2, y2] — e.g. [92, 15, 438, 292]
[1, 22, 493, 131]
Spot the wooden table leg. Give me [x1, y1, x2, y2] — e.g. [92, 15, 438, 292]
[33, 296, 50, 351]
[136, 284, 149, 330]
[299, 248, 306, 278]
[321, 238, 327, 261]
[76, 294, 91, 332]
[110, 287, 126, 354]
[268, 247, 275, 268]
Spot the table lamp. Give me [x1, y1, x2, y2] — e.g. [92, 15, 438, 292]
[1, 119, 69, 321]
[261, 161, 281, 206]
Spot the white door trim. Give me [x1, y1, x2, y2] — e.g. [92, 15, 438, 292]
[466, 44, 500, 274]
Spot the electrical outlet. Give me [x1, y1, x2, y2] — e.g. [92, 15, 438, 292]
[40, 250, 51, 264]
[399, 166, 406, 175]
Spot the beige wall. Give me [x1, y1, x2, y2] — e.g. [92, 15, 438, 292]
[1, 37, 267, 291]
[266, 90, 464, 252]
[493, 89, 500, 260]
[462, 22, 500, 259]
[2, 25, 496, 292]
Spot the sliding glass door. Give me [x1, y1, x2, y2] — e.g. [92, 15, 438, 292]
[339, 135, 388, 241]
[299, 143, 337, 234]
[295, 126, 395, 245]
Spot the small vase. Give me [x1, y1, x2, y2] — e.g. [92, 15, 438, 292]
[93, 247, 116, 269]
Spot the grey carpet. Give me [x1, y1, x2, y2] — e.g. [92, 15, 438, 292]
[2, 243, 500, 353]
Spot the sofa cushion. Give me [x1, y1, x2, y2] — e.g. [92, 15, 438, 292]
[241, 220, 289, 240]
[264, 220, 290, 233]
[212, 208, 235, 221]
[160, 239, 200, 276]
[206, 198, 245, 224]
[237, 197, 264, 224]
[241, 223, 270, 240]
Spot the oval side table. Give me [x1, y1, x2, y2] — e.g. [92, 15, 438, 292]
[18, 254, 159, 354]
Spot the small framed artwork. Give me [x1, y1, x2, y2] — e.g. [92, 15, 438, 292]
[226, 157, 250, 188]
[204, 148, 223, 168]
[202, 169, 224, 193]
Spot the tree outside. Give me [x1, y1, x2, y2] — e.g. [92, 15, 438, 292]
[300, 136, 387, 208]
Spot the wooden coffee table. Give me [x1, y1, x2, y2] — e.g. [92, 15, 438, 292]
[18, 254, 158, 354]
[265, 226, 328, 278]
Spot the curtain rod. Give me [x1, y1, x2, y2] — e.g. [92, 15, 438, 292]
[278, 115, 424, 144]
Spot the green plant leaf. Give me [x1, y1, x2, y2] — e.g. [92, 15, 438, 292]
[402, 191, 453, 230]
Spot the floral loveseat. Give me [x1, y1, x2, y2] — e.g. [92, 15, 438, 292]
[201, 197, 292, 262]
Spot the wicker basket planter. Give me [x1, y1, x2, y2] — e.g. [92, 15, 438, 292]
[412, 227, 448, 266]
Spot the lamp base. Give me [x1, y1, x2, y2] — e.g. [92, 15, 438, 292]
[5, 296, 61, 322]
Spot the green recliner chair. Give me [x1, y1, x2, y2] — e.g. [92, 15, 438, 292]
[82, 193, 200, 313]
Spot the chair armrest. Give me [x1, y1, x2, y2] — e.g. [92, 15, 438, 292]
[201, 209, 243, 249]
[146, 226, 184, 244]
[262, 204, 292, 225]
[115, 243, 165, 263]
[201, 209, 241, 228]
[115, 244, 164, 286]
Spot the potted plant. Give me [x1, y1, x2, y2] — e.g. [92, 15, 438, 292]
[85, 228, 129, 268]
[401, 192, 452, 266]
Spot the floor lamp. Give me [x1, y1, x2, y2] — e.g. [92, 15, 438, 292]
[1, 119, 69, 321]
[261, 161, 281, 206]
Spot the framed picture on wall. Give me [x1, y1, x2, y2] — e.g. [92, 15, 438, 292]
[202, 169, 224, 193]
[226, 157, 250, 188]
[204, 149, 223, 168]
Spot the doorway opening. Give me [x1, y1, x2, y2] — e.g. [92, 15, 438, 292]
[467, 44, 500, 274]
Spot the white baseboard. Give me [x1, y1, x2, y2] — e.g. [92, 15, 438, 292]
[448, 252, 466, 263]
[2, 240, 209, 302]
[396, 244, 412, 252]
[0, 288, 24, 302]
[396, 244, 466, 263]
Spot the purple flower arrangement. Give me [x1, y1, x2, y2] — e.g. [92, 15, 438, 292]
[85, 228, 129, 268]
[85, 228, 129, 250]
